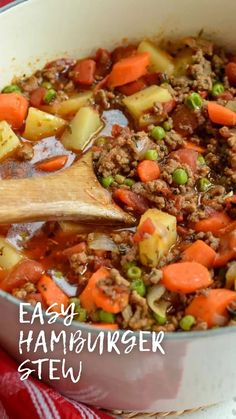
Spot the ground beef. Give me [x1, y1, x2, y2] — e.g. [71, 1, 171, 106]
[12, 282, 36, 300]
[17, 142, 34, 161]
[189, 49, 213, 91]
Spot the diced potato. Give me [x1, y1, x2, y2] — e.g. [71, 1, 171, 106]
[41, 91, 93, 117]
[0, 236, 23, 270]
[174, 48, 193, 77]
[138, 209, 177, 267]
[59, 221, 90, 235]
[23, 107, 66, 141]
[137, 40, 174, 75]
[123, 85, 172, 119]
[62, 106, 103, 151]
[0, 121, 20, 162]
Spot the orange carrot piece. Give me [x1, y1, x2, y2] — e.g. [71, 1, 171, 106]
[207, 101, 236, 126]
[107, 52, 150, 88]
[36, 155, 68, 172]
[162, 262, 212, 294]
[118, 79, 146, 96]
[186, 289, 236, 327]
[80, 267, 110, 312]
[213, 229, 236, 267]
[193, 211, 231, 234]
[137, 160, 160, 182]
[80, 266, 129, 314]
[92, 323, 119, 330]
[183, 141, 206, 154]
[182, 240, 217, 268]
[0, 93, 29, 129]
[0, 260, 44, 292]
[37, 274, 69, 312]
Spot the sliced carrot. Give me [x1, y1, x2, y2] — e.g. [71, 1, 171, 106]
[80, 266, 129, 314]
[80, 267, 110, 312]
[107, 52, 150, 88]
[213, 229, 236, 267]
[62, 242, 87, 258]
[0, 93, 29, 129]
[37, 274, 69, 312]
[137, 160, 160, 182]
[92, 323, 119, 330]
[183, 141, 206, 154]
[36, 155, 68, 172]
[73, 59, 96, 85]
[182, 240, 216, 268]
[162, 262, 212, 294]
[186, 289, 236, 327]
[113, 189, 149, 214]
[193, 211, 231, 234]
[133, 218, 156, 243]
[0, 259, 44, 292]
[118, 79, 146, 96]
[207, 101, 236, 126]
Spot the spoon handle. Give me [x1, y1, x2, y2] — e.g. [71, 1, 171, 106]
[0, 153, 135, 226]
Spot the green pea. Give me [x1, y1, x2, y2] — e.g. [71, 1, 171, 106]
[144, 149, 158, 161]
[197, 155, 205, 165]
[99, 310, 115, 323]
[153, 312, 167, 325]
[2, 84, 21, 93]
[123, 261, 137, 271]
[185, 92, 203, 110]
[198, 177, 212, 192]
[115, 174, 126, 184]
[44, 88, 57, 104]
[179, 315, 196, 331]
[101, 175, 114, 188]
[127, 266, 142, 280]
[211, 82, 224, 97]
[162, 121, 171, 131]
[172, 168, 188, 185]
[74, 308, 87, 322]
[124, 178, 135, 187]
[69, 297, 80, 313]
[130, 279, 146, 297]
[41, 80, 53, 90]
[95, 137, 107, 146]
[151, 126, 166, 141]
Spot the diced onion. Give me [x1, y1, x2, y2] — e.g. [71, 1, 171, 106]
[147, 284, 169, 316]
[88, 233, 118, 252]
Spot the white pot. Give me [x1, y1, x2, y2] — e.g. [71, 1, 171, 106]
[0, 0, 236, 412]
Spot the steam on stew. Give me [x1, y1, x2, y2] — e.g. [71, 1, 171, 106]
[0, 36, 235, 332]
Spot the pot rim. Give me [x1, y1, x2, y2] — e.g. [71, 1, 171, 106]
[1, 0, 236, 342]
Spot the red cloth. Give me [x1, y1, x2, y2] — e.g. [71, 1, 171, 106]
[0, 1, 111, 416]
[0, 348, 112, 419]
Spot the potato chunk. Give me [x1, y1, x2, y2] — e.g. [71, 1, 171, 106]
[62, 106, 103, 151]
[23, 107, 66, 141]
[0, 121, 20, 161]
[0, 236, 23, 270]
[137, 40, 174, 75]
[174, 48, 193, 77]
[123, 85, 172, 119]
[138, 209, 177, 267]
[41, 91, 93, 117]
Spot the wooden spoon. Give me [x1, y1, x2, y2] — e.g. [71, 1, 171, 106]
[0, 152, 136, 226]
